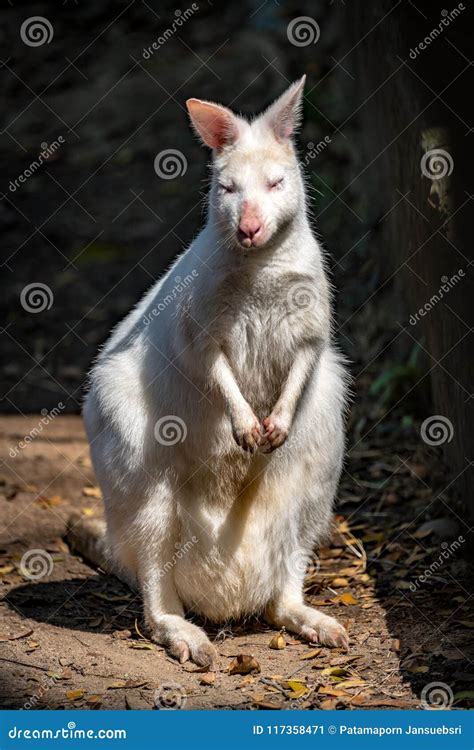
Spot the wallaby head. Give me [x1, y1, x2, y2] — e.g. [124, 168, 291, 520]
[186, 75, 306, 250]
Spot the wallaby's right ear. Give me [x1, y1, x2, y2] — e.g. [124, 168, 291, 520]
[186, 99, 240, 151]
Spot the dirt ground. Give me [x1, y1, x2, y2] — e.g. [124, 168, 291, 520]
[0, 414, 472, 710]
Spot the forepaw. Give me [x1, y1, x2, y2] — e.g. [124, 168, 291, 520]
[232, 410, 262, 453]
[261, 413, 290, 452]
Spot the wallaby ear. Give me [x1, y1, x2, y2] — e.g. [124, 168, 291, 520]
[186, 99, 240, 151]
[261, 75, 306, 142]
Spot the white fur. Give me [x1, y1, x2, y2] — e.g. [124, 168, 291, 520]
[83, 77, 349, 665]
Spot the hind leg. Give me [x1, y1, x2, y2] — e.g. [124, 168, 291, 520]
[265, 541, 348, 649]
[125, 483, 217, 668]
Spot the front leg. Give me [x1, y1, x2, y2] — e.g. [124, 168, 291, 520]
[262, 344, 318, 453]
[211, 350, 262, 452]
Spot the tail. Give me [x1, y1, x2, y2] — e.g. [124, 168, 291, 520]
[66, 513, 112, 571]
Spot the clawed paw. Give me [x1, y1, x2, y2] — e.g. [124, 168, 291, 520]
[301, 615, 349, 650]
[232, 412, 262, 453]
[261, 414, 290, 453]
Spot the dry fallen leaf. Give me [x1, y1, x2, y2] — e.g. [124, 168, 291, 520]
[228, 654, 260, 675]
[269, 632, 286, 650]
[333, 593, 359, 606]
[66, 689, 85, 701]
[0, 565, 15, 575]
[200, 672, 216, 686]
[332, 578, 349, 587]
[86, 695, 102, 706]
[299, 648, 321, 661]
[128, 642, 155, 651]
[318, 686, 350, 697]
[107, 681, 127, 689]
[82, 486, 102, 499]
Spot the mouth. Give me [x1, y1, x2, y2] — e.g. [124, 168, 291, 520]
[237, 230, 266, 249]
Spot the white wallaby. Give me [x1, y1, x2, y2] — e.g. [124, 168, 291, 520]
[74, 75, 349, 667]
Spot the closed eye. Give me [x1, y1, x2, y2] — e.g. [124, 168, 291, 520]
[218, 182, 235, 194]
[268, 177, 284, 190]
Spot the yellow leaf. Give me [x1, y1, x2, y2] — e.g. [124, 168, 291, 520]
[82, 486, 102, 499]
[269, 632, 286, 650]
[66, 689, 85, 700]
[332, 578, 349, 587]
[81, 507, 96, 516]
[200, 672, 216, 686]
[129, 642, 155, 650]
[333, 593, 359, 606]
[86, 695, 102, 705]
[299, 648, 321, 661]
[287, 680, 306, 692]
[321, 667, 348, 677]
[0, 565, 14, 575]
[228, 654, 260, 675]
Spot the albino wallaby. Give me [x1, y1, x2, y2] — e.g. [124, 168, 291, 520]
[73, 75, 349, 667]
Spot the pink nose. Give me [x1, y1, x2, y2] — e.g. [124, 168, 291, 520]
[238, 218, 261, 240]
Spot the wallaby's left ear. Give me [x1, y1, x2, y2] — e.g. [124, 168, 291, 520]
[261, 75, 306, 142]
